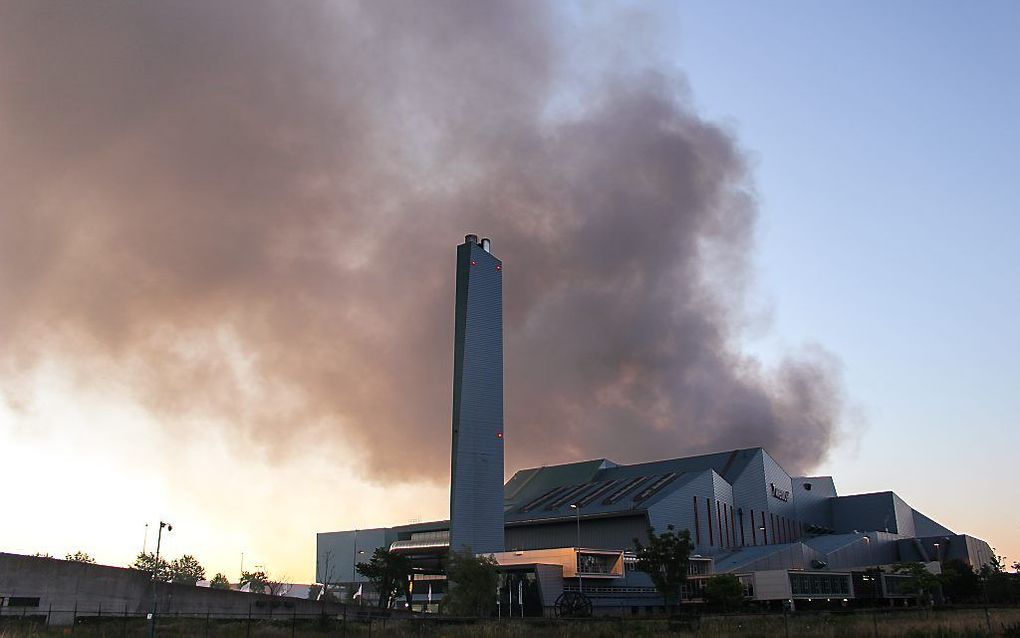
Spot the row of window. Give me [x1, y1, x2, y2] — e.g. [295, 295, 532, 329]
[1, 597, 41, 607]
[790, 574, 851, 597]
[577, 554, 614, 575]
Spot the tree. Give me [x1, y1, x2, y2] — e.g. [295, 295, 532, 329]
[169, 554, 206, 585]
[893, 562, 940, 606]
[705, 574, 745, 611]
[633, 524, 693, 611]
[32, 552, 53, 558]
[265, 574, 291, 597]
[441, 550, 498, 617]
[133, 552, 171, 582]
[317, 550, 337, 587]
[210, 573, 232, 590]
[240, 570, 269, 594]
[65, 551, 96, 563]
[940, 559, 980, 603]
[356, 548, 412, 609]
[979, 552, 1020, 604]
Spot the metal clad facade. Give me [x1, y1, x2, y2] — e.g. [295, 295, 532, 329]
[315, 528, 388, 584]
[505, 515, 647, 551]
[792, 476, 837, 529]
[832, 492, 901, 534]
[730, 451, 769, 550]
[644, 471, 706, 548]
[450, 240, 504, 554]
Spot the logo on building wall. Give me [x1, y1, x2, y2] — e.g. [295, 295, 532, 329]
[770, 483, 791, 502]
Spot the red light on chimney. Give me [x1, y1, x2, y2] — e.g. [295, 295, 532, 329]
[496, 264, 502, 271]
[471, 260, 477, 266]
[496, 432, 503, 439]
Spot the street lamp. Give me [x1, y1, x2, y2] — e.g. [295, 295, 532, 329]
[351, 529, 362, 583]
[351, 528, 366, 603]
[149, 521, 172, 638]
[570, 503, 582, 594]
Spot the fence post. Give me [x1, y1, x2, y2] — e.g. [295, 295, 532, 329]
[783, 611, 790, 638]
[872, 611, 879, 637]
[291, 607, 296, 638]
[123, 603, 128, 638]
[246, 601, 252, 638]
[98, 601, 102, 621]
[985, 607, 992, 633]
[72, 600, 78, 635]
[46, 602, 52, 628]
[205, 609, 210, 637]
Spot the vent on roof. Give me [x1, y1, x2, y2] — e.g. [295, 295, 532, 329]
[576, 479, 625, 508]
[546, 483, 597, 510]
[518, 486, 569, 513]
[633, 472, 680, 502]
[602, 476, 649, 505]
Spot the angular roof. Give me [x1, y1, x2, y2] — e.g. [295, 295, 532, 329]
[503, 448, 762, 523]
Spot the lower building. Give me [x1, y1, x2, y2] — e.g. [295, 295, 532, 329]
[316, 447, 993, 614]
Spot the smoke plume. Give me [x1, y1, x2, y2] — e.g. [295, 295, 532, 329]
[0, 1, 845, 480]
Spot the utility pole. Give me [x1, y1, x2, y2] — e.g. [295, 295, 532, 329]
[570, 503, 582, 594]
[352, 529, 358, 583]
[149, 521, 171, 638]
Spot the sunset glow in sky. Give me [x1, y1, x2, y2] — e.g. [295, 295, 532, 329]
[1, 1, 1017, 582]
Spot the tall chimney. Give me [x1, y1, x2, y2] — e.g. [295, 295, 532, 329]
[449, 234, 505, 555]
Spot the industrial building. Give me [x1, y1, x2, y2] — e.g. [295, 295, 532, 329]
[316, 235, 994, 615]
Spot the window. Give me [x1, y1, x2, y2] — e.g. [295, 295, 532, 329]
[603, 476, 649, 505]
[577, 480, 623, 507]
[7, 597, 41, 607]
[789, 573, 851, 598]
[633, 473, 680, 502]
[519, 486, 568, 512]
[693, 496, 701, 545]
[739, 575, 755, 598]
[546, 483, 597, 510]
[576, 553, 613, 575]
[804, 483, 813, 491]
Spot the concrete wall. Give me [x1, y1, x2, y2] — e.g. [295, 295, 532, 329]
[0, 553, 394, 626]
[752, 570, 792, 601]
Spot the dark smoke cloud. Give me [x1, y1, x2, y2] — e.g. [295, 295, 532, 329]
[0, 1, 845, 479]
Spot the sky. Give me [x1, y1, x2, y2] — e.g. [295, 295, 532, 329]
[666, 1, 1020, 561]
[0, 1, 1017, 581]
